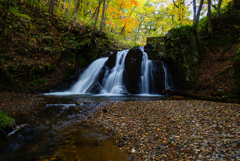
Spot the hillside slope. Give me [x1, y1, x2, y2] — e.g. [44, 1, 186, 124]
[0, 1, 128, 93]
[192, 1, 240, 102]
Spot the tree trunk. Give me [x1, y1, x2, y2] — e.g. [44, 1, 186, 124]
[73, 0, 80, 27]
[92, 0, 103, 19]
[63, 0, 66, 11]
[134, 17, 144, 43]
[48, 0, 55, 15]
[66, 0, 71, 17]
[89, 0, 103, 46]
[120, 6, 136, 36]
[216, 0, 222, 18]
[193, 0, 196, 21]
[193, 0, 204, 30]
[100, 0, 106, 34]
[208, 0, 212, 33]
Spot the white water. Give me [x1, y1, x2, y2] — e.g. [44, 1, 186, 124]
[162, 61, 173, 90]
[46, 47, 173, 96]
[101, 50, 129, 94]
[139, 47, 155, 94]
[69, 57, 108, 94]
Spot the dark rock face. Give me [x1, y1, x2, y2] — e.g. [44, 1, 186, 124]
[97, 66, 108, 85]
[125, 47, 143, 94]
[151, 61, 165, 94]
[104, 52, 117, 68]
[86, 81, 104, 94]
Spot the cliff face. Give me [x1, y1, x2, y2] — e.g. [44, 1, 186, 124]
[145, 26, 204, 91]
[145, 1, 240, 102]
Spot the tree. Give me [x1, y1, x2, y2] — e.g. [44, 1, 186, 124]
[100, 0, 106, 34]
[89, 0, 103, 46]
[216, 0, 222, 18]
[207, 0, 212, 33]
[66, 0, 72, 17]
[120, 6, 136, 35]
[193, 0, 196, 20]
[193, 0, 204, 30]
[73, 0, 81, 27]
[48, 0, 56, 15]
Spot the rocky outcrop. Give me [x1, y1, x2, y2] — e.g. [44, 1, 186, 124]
[104, 52, 117, 68]
[124, 47, 143, 94]
[145, 26, 204, 90]
[151, 61, 165, 94]
[145, 37, 165, 60]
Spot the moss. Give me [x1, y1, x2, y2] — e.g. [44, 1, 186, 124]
[0, 110, 15, 129]
[164, 25, 204, 90]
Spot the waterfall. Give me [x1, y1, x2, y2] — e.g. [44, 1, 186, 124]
[47, 47, 173, 96]
[139, 47, 157, 94]
[101, 50, 129, 94]
[70, 58, 107, 93]
[161, 61, 173, 90]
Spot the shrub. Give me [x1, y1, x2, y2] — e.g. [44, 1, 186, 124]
[0, 110, 15, 129]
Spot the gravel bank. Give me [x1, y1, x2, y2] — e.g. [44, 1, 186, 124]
[87, 100, 240, 160]
[0, 93, 44, 116]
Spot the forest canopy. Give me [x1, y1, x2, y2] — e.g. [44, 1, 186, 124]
[0, 0, 233, 45]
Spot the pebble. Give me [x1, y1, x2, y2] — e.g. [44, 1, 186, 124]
[87, 100, 240, 160]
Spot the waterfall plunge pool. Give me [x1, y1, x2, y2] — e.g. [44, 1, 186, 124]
[0, 93, 180, 161]
[0, 47, 178, 160]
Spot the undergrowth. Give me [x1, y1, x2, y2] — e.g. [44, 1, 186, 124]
[0, 110, 15, 130]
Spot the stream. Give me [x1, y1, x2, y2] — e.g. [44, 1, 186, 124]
[0, 94, 167, 161]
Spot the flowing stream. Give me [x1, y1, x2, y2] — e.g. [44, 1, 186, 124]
[0, 95, 167, 161]
[0, 48, 175, 160]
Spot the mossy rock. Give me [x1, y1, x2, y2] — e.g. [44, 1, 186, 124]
[164, 25, 204, 90]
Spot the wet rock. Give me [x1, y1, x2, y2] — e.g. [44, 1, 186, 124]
[86, 82, 104, 94]
[152, 61, 165, 93]
[104, 52, 117, 69]
[125, 47, 143, 94]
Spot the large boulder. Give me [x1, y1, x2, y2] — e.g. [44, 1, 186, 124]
[124, 47, 143, 94]
[151, 61, 165, 94]
[104, 52, 117, 68]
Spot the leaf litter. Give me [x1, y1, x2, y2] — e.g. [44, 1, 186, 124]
[86, 100, 240, 160]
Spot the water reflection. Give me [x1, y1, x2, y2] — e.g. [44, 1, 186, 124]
[0, 94, 171, 161]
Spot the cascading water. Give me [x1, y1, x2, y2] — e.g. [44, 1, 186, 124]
[101, 50, 129, 94]
[161, 61, 174, 90]
[48, 47, 173, 95]
[70, 57, 108, 93]
[139, 47, 156, 94]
